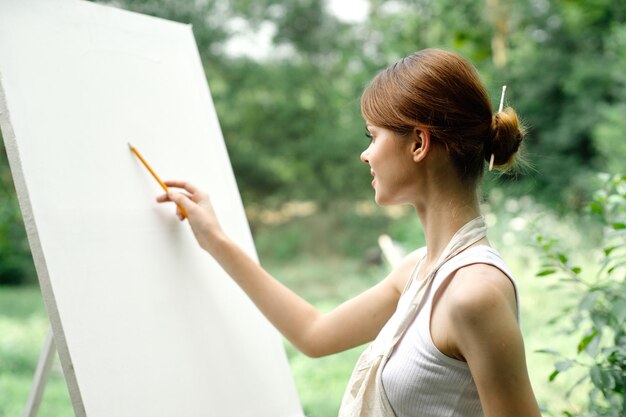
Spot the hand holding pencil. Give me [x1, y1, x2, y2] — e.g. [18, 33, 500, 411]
[156, 180, 227, 254]
[129, 143, 227, 252]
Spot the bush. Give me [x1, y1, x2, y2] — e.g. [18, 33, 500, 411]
[0, 136, 36, 286]
[535, 174, 626, 416]
[252, 201, 416, 264]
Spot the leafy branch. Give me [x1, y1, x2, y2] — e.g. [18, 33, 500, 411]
[535, 174, 626, 417]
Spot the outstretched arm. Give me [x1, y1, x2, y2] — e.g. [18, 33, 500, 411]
[157, 181, 418, 357]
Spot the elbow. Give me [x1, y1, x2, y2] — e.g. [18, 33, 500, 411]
[290, 315, 328, 358]
[301, 347, 328, 359]
[300, 348, 321, 358]
[294, 330, 331, 358]
[296, 341, 327, 358]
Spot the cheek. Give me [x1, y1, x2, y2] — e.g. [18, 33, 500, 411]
[388, 156, 417, 187]
[369, 143, 389, 166]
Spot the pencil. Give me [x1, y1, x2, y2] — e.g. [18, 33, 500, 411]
[128, 143, 188, 219]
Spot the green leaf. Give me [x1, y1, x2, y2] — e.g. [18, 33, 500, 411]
[614, 301, 626, 322]
[571, 266, 581, 274]
[535, 349, 561, 356]
[537, 269, 557, 277]
[612, 222, 626, 230]
[579, 292, 598, 311]
[549, 369, 560, 382]
[585, 330, 602, 357]
[589, 201, 603, 215]
[590, 365, 603, 388]
[611, 370, 624, 391]
[558, 253, 568, 264]
[578, 329, 598, 354]
[592, 368, 616, 392]
[603, 246, 616, 256]
[555, 359, 574, 372]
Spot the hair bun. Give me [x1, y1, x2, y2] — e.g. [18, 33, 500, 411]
[486, 107, 525, 169]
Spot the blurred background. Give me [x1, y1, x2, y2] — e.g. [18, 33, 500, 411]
[1, 0, 624, 416]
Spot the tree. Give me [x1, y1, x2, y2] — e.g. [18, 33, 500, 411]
[507, 0, 626, 209]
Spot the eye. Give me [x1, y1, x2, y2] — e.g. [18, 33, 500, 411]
[364, 129, 373, 143]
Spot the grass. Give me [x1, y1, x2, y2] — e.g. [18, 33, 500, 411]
[0, 286, 72, 417]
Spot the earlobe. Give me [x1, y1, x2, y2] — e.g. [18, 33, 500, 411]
[412, 128, 430, 162]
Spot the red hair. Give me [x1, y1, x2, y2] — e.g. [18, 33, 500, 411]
[361, 49, 524, 181]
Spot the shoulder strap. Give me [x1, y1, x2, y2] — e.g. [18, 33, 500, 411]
[428, 246, 520, 320]
[385, 216, 488, 353]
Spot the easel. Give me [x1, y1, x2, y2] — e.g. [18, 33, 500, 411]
[23, 327, 57, 417]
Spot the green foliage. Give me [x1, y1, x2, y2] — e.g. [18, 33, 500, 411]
[94, 0, 626, 212]
[2, 0, 626, 283]
[0, 134, 36, 285]
[507, 0, 626, 209]
[253, 202, 415, 263]
[535, 174, 626, 416]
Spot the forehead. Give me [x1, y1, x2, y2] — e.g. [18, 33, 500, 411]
[365, 122, 384, 130]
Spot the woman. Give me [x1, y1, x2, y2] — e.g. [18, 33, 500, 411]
[157, 49, 541, 417]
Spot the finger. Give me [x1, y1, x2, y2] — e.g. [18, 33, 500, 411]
[156, 194, 170, 203]
[176, 206, 185, 221]
[163, 180, 200, 195]
[157, 192, 192, 203]
[167, 191, 195, 211]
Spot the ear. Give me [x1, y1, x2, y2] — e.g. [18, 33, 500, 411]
[411, 128, 430, 163]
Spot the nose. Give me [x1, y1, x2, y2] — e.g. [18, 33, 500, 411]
[360, 146, 370, 164]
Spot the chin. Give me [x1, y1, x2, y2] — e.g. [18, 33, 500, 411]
[374, 194, 393, 206]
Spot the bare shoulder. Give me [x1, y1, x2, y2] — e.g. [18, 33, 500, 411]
[443, 263, 541, 416]
[446, 263, 518, 323]
[382, 247, 426, 296]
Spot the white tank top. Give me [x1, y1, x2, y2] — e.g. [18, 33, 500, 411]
[376, 245, 519, 417]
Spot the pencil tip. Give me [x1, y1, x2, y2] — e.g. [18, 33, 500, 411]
[127, 142, 132, 149]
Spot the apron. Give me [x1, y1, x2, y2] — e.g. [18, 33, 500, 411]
[338, 216, 488, 417]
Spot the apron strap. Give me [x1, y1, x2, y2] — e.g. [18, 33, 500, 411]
[386, 216, 487, 351]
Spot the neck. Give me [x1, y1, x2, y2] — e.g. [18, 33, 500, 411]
[414, 182, 483, 267]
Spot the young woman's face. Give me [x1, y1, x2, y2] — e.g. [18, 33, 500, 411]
[360, 123, 419, 206]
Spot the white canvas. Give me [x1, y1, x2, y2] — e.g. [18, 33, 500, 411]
[0, 1, 303, 416]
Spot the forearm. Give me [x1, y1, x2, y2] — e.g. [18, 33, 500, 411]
[207, 236, 323, 356]
[159, 185, 358, 356]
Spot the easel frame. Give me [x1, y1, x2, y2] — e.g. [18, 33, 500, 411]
[23, 327, 57, 417]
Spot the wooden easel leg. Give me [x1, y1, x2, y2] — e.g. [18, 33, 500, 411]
[23, 326, 56, 417]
